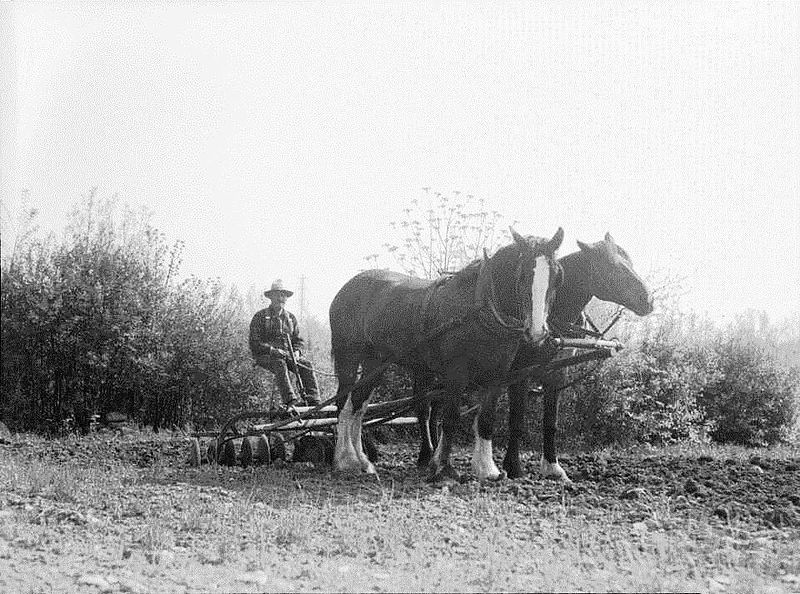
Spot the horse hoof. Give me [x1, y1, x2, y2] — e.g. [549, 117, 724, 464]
[334, 458, 365, 474]
[540, 458, 571, 484]
[479, 470, 506, 483]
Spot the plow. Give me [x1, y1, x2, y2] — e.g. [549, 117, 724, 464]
[188, 313, 625, 469]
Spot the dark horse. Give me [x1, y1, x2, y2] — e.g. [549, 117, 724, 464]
[330, 228, 564, 481]
[501, 232, 654, 482]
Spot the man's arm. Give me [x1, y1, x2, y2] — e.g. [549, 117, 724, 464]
[288, 312, 305, 350]
[248, 311, 268, 356]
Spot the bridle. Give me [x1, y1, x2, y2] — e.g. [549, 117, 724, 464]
[476, 241, 559, 338]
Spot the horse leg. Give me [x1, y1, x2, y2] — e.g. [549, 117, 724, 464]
[426, 383, 462, 483]
[502, 381, 527, 479]
[335, 356, 383, 475]
[472, 386, 504, 481]
[414, 370, 435, 469]
[333, 352, 363, 473]
[352, 358, 383, 475]
[540, 375, 571, 483]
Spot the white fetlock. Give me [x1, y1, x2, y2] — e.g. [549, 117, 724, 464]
[334, 397, 363, 472]
[540, 455, 572, 484]
[352, 402, 376, 476]
[333, 437, 362, 473]
[472, 447, 503, 481]
[472, 418, 502, 481]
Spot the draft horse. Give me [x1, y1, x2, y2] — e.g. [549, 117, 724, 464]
[330, 228, 564, 482]
[502, 232, 654, 482]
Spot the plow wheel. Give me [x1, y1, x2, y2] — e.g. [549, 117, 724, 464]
[219, 439, 238, 466]
[188, 438, 202, 467]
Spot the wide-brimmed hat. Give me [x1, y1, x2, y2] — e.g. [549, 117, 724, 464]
[264, 279, 293, 298]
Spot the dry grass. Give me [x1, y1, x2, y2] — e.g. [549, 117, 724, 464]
[1, 435, 798, 592]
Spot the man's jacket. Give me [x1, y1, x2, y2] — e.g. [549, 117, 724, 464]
[249, 307, 305, 358]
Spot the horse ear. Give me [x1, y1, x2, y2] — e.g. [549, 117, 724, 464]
[604, 232, 616, 245]
[544, 227, 564, 254]
[510, 227, 526, 245]
[577, 240, 591, 252]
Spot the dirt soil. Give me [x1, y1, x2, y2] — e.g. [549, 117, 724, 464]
[1, 430, 799, 593]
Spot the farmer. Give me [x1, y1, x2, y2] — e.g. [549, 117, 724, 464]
[249, 279, 321, 408]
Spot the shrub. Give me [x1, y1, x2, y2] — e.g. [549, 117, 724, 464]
[0, 191, 272, 433]
[554, 304, 799, 449]
[567, 344, 715, 447]
[700, 332, 799, 446]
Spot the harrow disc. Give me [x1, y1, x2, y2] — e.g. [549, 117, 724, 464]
[263, 433, 286, 463]
[240, 436, 258, 467]
[220, 439, 238, 466]
[241, 434, 286, 466]
[294, 434, 333, 466]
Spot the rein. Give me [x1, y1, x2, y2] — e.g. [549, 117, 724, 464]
[474, 248, 530, 336]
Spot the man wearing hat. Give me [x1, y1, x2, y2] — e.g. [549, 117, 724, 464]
[249, 279, 321, 407]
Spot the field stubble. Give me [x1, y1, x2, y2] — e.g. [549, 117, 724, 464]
[0, 431, 798, 593]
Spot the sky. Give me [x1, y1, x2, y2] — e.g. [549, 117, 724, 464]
[1, 2, 798, 323]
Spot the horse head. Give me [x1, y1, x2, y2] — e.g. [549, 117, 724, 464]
[476, 227, 564, 342]
[577, 232, 653, 316]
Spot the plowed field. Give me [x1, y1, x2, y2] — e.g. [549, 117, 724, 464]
[1, 431, 798, 592]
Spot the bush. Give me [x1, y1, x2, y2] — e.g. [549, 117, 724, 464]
[558, 340, 715, 448]
[548, 299, 799, 449]
[700, 333, 799, 446]
[1, 192, 270, 433]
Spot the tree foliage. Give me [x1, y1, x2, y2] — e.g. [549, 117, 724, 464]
[553, 298, 800, 448]
[0, 191, 264, 433]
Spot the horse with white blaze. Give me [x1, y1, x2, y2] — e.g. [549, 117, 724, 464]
[329, 228, 564, 482]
